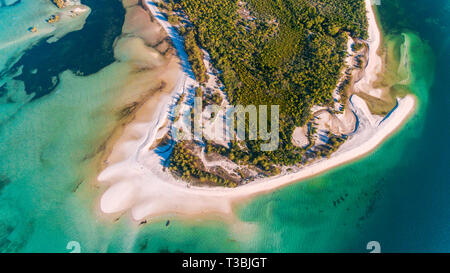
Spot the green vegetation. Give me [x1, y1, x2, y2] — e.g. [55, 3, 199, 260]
[158, 0, 209, 83]
[351, 41, 364, 52]
[169, 142, 237, 187]
[168, 15, 181, 25]
[205, 140, 282, 176]
[176, 0, 367, 124]
[184, 29, 208, 83]
[165, 0, 368, 185]
[205, 91, 223, 106]
[315, 133, 347, 158]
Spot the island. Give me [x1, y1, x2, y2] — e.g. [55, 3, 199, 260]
[98, 0, 416, 222]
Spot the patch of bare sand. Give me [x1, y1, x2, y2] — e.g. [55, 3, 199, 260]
[96, 1, 181, 180]
[292, 126, 309, 148]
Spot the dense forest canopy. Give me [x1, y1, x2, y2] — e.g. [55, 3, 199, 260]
[176, 0, 367, 125]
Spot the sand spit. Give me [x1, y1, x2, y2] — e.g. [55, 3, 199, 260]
[354, 0, 383, 98]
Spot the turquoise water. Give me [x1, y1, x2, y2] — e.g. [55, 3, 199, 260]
[0, 0, 448, 252]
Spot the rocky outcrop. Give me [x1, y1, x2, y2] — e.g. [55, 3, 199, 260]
[46, 15, 60, 24]
[54, 0, 69, 8]
[52, 0, 77, 9]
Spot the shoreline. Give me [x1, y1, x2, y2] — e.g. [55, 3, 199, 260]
[98, 0, 417, 221]
[355, 0, 384, 98]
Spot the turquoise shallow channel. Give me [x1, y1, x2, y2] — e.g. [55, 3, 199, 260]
[0, 0, 448, 252]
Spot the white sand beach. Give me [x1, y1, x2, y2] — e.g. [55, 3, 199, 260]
[355, 0, 384, 98]
[97, 0, 416, 221]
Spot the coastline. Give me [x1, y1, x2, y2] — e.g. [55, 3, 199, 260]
[98, 0, 417, 222]
[354, 0, 384, 98]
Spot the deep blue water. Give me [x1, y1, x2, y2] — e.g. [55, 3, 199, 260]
[361, 0, 450, 251]
[11, 0, 124, 100]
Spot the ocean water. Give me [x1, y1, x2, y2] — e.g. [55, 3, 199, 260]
[0, 0, 448, 253]
[0, 0, 145, 252]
